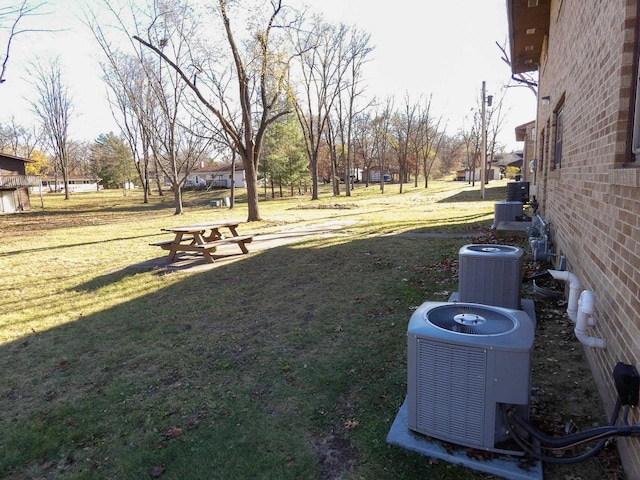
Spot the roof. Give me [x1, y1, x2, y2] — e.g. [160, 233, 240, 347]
[191, 163, 245, 174]
[493, 152, 523, 167]
[515, 120, 536, 141]
[0, 152, 33, 163]
[506, 0, 551, 74]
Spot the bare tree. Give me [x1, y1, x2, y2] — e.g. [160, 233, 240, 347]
[485, 87, 508, 168]
[410, 96, 445, 189]
[98, 48, 157, 203]
[352, 111, 376, 187]
[292, 17, 350, 200]
[0, 117, 42, 158]
[373, 98, 393, 193]
[460, 112, 482, 186]
[145, 48, 211, 213]
[332, 26, 373, 196]
[496, 41, 538, 97]
[131, 0, 294, 221]
[29, 57, 73, 199]
[471, 85, 508, 184]
[436, 134, 463, 178]
[390, 93, 418, 193]
[91, 1, 217, 212]
[0, 1, 49, 84]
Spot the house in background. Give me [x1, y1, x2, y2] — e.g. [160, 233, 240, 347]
[0, 153, 40, 213]
[185, 163, 246, 189]
[508, 0, 640, 476]
[40, 174, 102, 193]
[455, 163, 502, 182]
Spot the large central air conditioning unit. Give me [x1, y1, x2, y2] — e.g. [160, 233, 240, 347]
[407, 301, 534, 453]
[458, 244, 523, 309]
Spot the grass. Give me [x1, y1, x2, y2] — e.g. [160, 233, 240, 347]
[0, 180, 622, 479]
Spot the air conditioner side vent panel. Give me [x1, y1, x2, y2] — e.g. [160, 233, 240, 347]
[415, 339, 487, 446]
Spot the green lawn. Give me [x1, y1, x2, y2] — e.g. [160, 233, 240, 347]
[0, 180, 618, 479]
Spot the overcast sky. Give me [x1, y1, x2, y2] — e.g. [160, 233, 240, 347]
[1, 0, 536, 151]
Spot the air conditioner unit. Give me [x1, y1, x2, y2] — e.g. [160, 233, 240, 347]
[407, 301, 534, 453]
[458, 244, 523, 309]
[493, 201, 524, 227]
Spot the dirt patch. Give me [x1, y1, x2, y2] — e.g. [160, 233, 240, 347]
[310, 432, 358, 480]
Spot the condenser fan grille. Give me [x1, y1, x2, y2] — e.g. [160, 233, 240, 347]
[426, 304, 517, 335]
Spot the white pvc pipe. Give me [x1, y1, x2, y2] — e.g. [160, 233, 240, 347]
[548, 270, 581, 322]
[575, 290, 606, 349]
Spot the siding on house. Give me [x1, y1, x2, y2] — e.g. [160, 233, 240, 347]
[0, 153, 35, 212]
[187, 164, 246, 188]
[509, 0, 640, 476]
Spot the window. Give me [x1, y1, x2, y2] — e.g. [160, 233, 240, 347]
[632, 73, 640, 161]
[628, 12, 640, 163]
[554, 105, 564, 169]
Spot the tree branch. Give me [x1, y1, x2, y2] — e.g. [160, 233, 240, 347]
[132, 33, 243, 157]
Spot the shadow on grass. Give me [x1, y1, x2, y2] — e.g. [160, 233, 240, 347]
[366, 212, 495, 235]
[1, 232, 485, 480]
[0, 225, 617, 480]
[0, 232, 167, 258]
[438, 184, 508, 203]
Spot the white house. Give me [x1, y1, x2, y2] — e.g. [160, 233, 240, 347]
[186, 163, 246, 188]
[455, 164, 502, 182]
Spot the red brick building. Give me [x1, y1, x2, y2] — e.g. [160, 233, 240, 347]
[508, 0, 640, 475]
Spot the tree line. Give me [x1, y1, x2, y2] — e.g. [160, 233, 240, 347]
[1, 0, 507, 219]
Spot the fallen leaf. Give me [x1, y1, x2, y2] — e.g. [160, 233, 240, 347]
[163, 427, 183, 439]
[151, 463, 165, 477]
[564, 474, 582, 480]
[344, 419, 359, 430]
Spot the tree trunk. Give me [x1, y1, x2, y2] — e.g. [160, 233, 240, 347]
[62, 164, 70, 200]
[310, 156, 319, 200]
[142, 149, 150, 204]
[173, 184, 183, 215]
[244, 161, 261, 221]
[230, 151, 236, 209]
[154, 156, 164, 196]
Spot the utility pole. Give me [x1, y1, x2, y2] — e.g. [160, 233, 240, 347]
[481, 81, 487, 200]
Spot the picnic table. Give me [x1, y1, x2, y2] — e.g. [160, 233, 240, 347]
[150, 221, 254, 263]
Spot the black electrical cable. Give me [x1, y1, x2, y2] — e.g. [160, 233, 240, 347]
[623, 405, 632, 426]
[501, 399, 633, 464]
[501, 406, 608, 464]
[508, 400, 634, 449]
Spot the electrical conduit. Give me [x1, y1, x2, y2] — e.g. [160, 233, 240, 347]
[548, 270, 581, 322]
[547, 270, 606, 349]
[575, 290, 606, 349]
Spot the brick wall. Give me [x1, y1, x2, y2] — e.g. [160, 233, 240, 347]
[535, 0, 640, 475]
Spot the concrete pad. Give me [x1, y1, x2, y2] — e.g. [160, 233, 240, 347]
[494, 220, 533, 237]
[386, 399, 543, 480]
[387, 296, 541, 478]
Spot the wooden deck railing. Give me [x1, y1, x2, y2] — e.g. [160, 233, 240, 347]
[0, 175, 42, 188]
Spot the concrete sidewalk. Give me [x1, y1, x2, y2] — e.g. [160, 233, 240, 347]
[135, 220, 359, 272]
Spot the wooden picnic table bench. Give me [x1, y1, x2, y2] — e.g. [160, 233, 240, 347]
[150, 221, 253, 263]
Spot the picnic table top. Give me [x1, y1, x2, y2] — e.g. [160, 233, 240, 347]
[161, 221, 244, 233]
